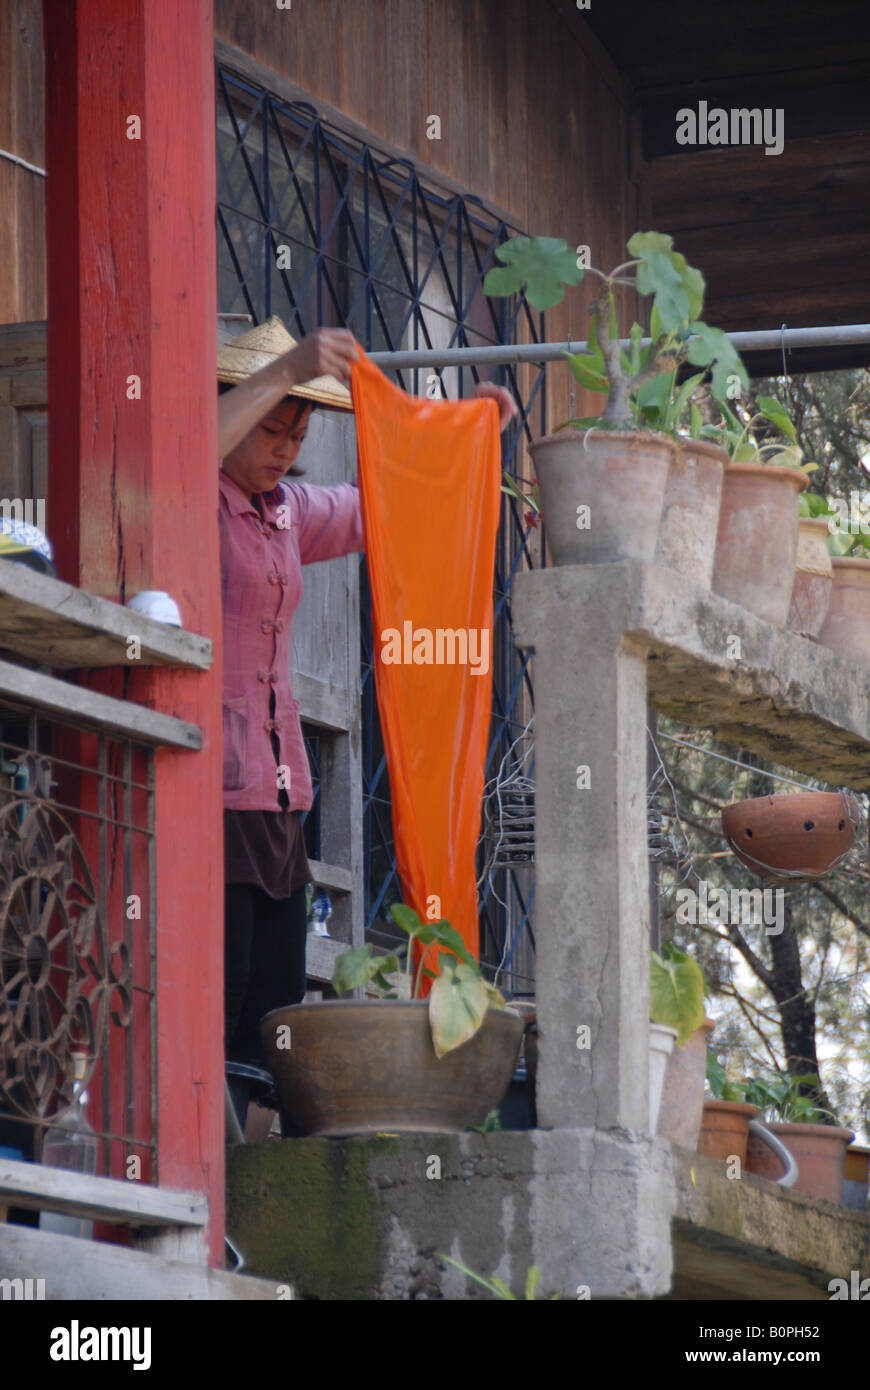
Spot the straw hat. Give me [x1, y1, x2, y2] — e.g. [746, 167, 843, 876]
[216, 315, 354, 412]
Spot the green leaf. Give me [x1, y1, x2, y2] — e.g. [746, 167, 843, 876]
[627, 230, 675, 258]
[649, 301, 663, 343]
[332, 945, 397, 996]
[564, 352, 609, 394]
[671, 371, 706, 427]
[483, 236, 585, 311]
[525, 1266, 541, 1301]
[389, 903, 422, 936]
[690, 402, 703, 438]
[428, 955, 489, 1058]
[635, 251, 689, 333]
[706, 1051, 727, 1099]
[488, 1276, 516, 1301]
[425, 919, 478, 969]
[688, 321, 749, 400]
[633, 373, 671, 416]
[756, 394, 797, 443]
[649, 949, 706, 1047]
[628, 321, 645, 376]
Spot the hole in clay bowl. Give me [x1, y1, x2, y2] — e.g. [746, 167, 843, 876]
[804, 820, 814, 831]
[839, 820, 845, 830]
[745, 828, 753, 838]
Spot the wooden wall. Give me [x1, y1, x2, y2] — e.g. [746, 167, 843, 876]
[0, 0, 45, 323]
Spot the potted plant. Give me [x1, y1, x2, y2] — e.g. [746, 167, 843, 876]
[843, 1145, 870, 1211]
[787, 492, 835, 638]
[483, 231, 746, 574]
[818, 522, 870, 664]
[649, 944, 711, 1144]
[705, 395, 815, 625]
[260, 905, 523, 1136]
[700, 1054, 760, 1165]
[741, 1073, 855, 1203]
[721, 788, 861, 881]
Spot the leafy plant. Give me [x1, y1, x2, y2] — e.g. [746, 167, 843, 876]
[649, 942, 706, 1048]
[438, 1255, 561, 1300]
[332, 904, 505, 1059]
[706, 1057, 839, 1124]
[483, 230, 748, 430]
[699, 394, 817, 473]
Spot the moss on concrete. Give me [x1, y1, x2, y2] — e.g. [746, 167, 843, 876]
[226, 1137, 388, 1300]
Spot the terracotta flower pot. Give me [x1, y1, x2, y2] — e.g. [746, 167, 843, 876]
[843, 1145, 870, 1211]
[721, 790, 861, 881]
[745, 1122, 855, 1203]
[261, 999, 523, 1137]
[529, 429, 674, 565]
[698, 1100, 758, 1165]
[654, 438, 727, 589]
[818, 556, 870, 665]
[787, 517, 834, 638]
[657, 1016, 715, 1148]
[712, 463, 808, 624]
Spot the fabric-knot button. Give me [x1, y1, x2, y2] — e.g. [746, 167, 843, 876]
[264, 719, 282, 733]
[257, 669, 277, 684]
[260, 618, 277, 634]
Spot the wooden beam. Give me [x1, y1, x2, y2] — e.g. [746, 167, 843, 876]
[0, 1155, 207, 1228]
[44, 0, 224, 1263]
[0, 657, 201, 748]
[0, 561, 212, 670]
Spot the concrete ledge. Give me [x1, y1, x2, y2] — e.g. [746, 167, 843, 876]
[513, 562, 870, 789]
[669, 1148, 870, 1300]
[226, 1129, 676, 1300]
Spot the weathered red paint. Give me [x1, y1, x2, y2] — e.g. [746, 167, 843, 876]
[44, 0, 224, 1262]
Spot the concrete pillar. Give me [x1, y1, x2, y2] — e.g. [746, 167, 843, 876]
[512, 563, 651, 1131]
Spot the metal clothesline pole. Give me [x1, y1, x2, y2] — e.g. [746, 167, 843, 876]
[367, 323, 870, 371]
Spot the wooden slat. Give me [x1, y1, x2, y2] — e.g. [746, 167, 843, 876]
[306, 857, 353, 894]
[0, 657, 202, 749]
[0, 1222, 281, 1300]
[0, 559, 212, 670]
[0, 1155, 207, 1227]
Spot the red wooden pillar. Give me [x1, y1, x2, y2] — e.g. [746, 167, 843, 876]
[44, 0, 224, 1261]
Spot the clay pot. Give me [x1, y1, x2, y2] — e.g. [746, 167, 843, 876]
[529, 429, 675, 565]
[657, 1016, 715, 1148]
[721, 790, 861, 881]
[712, 463, 808, 624]
[698, 1100, 757, 1165]
[843, 1145, 870, 1211]
[261, 1000, 523, 1137]
[818, 556, 870, 664]
[649, 1023, 678, 1132]
[655, 438, 727, 589]
[787, 517, 834, 638]
[745, 1122, 855, 1203]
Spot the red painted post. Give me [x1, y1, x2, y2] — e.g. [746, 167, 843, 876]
[44, 0, 224, 1262]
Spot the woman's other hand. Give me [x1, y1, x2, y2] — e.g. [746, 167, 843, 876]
[281, 329, 360, 389]
[474, 382, 519, 432]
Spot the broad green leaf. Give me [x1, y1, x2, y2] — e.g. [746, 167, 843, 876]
[627, 230, 675, 258]
[425, 919, 478, 969]
[706, 1051, 727, 1099]
[635, 251, 690, 333]
[633, 372, 671, 415]
[389, 903, 422, 936]
[429, 956, 489, 1058]
[564, 352, 609, 395]
[669, 252, 705, 322]
[688, 321, 749, 400]
[332, 945, 397, 995]
[483, 236, 585, 311]
[756, 394, 797, 443]
[585, 313, 606, 368]
[733, 441, 760, 462]
[649, 949, 705, 1047]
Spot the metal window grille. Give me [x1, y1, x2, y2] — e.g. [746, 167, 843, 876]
[217, 63, 545, 993]
[0, 702, 157, 1183]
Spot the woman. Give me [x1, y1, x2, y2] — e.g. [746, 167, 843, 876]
[217, 317, 516, 1074]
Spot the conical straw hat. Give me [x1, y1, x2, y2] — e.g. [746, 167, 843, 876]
[216, 315, 354, 412]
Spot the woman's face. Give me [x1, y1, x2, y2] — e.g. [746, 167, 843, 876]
[222, 398, 313, 498]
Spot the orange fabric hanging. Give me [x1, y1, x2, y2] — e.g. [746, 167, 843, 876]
[351, 350, 501, 970]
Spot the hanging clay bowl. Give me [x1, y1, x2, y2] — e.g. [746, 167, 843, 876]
[818, 556, 870, 665]
[722, 791, 861, 881]
[712, 463, 807, 624]
[787, 516, 834, 639]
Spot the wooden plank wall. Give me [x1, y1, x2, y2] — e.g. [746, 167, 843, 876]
[214, 0, 648, 432]
[0, 1, 45, 322]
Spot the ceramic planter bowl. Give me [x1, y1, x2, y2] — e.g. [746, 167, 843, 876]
[712, 463, 808, 624]
[261, 999, 523, 1137]
[818, 556, 870, 664]
[698, 1100, 758, 1165]
[649, 1023, 678, 1132]
[529, 429, 674, 565]
[721, 790, 861, 881]
[657, 1017, 716, 1148]
[787, 517, 834, 638]
[655, 438, 727, 589]
[745, 1123, 855, 1203]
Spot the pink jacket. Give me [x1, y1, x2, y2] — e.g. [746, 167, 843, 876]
[219, 471, 365, 811]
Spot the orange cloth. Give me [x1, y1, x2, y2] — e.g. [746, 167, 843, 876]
[351, 351, 501, 968]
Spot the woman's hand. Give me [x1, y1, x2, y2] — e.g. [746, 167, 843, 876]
[474, 382, 519, 432]
[280, 328, 360, 389]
